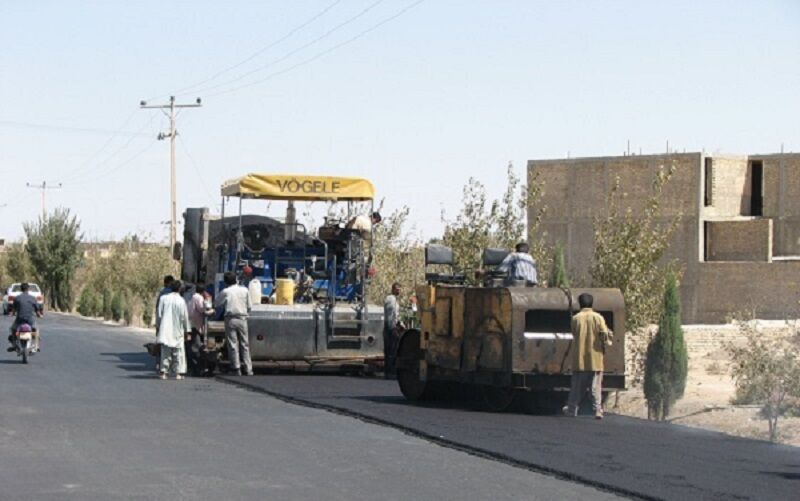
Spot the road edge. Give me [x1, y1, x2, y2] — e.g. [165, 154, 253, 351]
[217, 375, 656, 501]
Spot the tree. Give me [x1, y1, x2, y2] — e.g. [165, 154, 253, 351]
[643, 274, 688, 420]
[1, 242, 32, 283]
[549, 244, 569, 288]
[23, 208, 83, 310]
[590, 164, 680, 385]
[368, 206, 425, 309]
[726, 321, 800, 442]
[442, 163, 550, 283]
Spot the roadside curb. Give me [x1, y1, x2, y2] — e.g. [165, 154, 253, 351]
[217, 375, 657, 501]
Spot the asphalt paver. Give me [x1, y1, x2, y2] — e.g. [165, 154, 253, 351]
[220, 374, 800, 501]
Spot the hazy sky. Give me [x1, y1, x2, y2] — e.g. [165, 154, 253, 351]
[1, 0, 798, 242]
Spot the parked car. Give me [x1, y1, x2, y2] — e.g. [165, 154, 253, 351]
[4, 283, 45, 315]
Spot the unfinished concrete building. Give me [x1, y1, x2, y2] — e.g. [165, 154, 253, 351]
[528, 152, 800, 323]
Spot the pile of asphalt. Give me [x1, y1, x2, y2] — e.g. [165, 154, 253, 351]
[219, 374, 800, 501]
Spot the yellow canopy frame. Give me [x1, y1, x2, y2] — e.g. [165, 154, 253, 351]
[221, 174, 375, 201]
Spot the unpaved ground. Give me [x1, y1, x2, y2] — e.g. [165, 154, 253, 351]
[615, 322, 800, 446]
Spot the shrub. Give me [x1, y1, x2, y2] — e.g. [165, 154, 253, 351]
[111, 291, 123, 322]
[77, 287, 98, 317]
[102, 288, 112, 320]
[122, 294, 134, 325]
[142, 297, 154, 327]
[726, 321, 800, 442]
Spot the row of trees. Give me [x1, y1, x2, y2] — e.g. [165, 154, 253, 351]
[0, 210, 175, 328]
[74, 237, 176, 327]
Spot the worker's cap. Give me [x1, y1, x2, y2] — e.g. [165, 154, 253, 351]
[243, 265, 253, 275]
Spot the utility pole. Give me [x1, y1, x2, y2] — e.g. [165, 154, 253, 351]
[26, 181, 62, 218]
[140, 95, 202, 249]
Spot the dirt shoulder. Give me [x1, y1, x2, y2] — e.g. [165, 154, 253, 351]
[615, 321, 800, 446]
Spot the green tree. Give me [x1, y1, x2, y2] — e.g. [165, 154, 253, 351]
[726, 320, 800, 442]
[549, 244, 569, 288]
[368, 206, 425, 308]
[2, 242, 32, 283]
[590, 164, 680, 385]
[442, 163, 550, 283]
[643, 274, 688, 421]
[23, 208, 83, 310]
[591, 164, 679, 332]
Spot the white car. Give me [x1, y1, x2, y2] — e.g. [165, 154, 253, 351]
[4, 283, 45, 315]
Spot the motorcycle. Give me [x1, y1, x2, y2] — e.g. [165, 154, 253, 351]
[12, 323, 36, 364]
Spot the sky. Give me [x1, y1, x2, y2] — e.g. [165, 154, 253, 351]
[1, 0, 798, 243]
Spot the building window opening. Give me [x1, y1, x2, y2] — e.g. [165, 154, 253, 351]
[704, 158, 713, 207]
[750, 160, 763, 216]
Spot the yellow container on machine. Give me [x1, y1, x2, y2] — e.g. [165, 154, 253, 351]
[275, 279, 295, 305]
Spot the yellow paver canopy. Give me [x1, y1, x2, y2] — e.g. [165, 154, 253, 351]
[221, 174, 375, 201]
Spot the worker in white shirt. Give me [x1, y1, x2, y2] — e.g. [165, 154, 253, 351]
[345, 211, 382, 239]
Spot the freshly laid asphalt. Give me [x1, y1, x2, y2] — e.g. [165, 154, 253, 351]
[219, 373, 800, 501]
[0, 313, 622, 500]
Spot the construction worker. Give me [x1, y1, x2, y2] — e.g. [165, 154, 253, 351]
[346, 211, 382, 239]
[496, 242, 538, 286]
[563, 293, 613, 419]
[215, 271, 253, 376]
[383, 282, 403, 378]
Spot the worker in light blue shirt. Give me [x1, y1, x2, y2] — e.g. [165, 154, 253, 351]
[497, 242, 538, 286]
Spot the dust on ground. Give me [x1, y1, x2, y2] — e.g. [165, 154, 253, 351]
[614, 321, 800, 446]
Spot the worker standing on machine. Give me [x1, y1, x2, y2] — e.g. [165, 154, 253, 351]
[345, 211, 382, 239]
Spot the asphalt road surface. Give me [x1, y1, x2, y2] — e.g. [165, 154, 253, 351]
[220, 374, 800, 500]
[0, 314, 622, 501]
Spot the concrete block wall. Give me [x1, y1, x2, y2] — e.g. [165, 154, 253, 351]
[701, 155, 749, 218]
[757, 154, 800, 256]
[529, 152, 800, 324]
[687, 261, 800, 323]
[705, 219, 772, 262]
[529, 153, 701, 286]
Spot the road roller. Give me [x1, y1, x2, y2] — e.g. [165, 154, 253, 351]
[396, 244, 626, 411]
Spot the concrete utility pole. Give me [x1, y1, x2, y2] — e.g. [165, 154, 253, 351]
[26, 181, 62, 218]
[140, 95, 202, 249]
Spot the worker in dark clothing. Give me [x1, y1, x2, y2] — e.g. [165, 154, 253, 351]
[7, 283, 44, 352]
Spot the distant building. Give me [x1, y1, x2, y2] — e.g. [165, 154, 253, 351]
[528, 152, 800, 323]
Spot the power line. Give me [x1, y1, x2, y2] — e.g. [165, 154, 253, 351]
[164, 0, 342, 99]
[177, 134, 215, 204]
[57, 109, 143, 182]
[62, 113, 157, 183]
[0, 119, 151, 137]
[206, 0, 426, 98]
[180, 0, 387, 98]
[68, 139, 159, 187]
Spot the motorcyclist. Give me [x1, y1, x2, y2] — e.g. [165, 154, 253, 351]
[7, 283, 43, 353]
